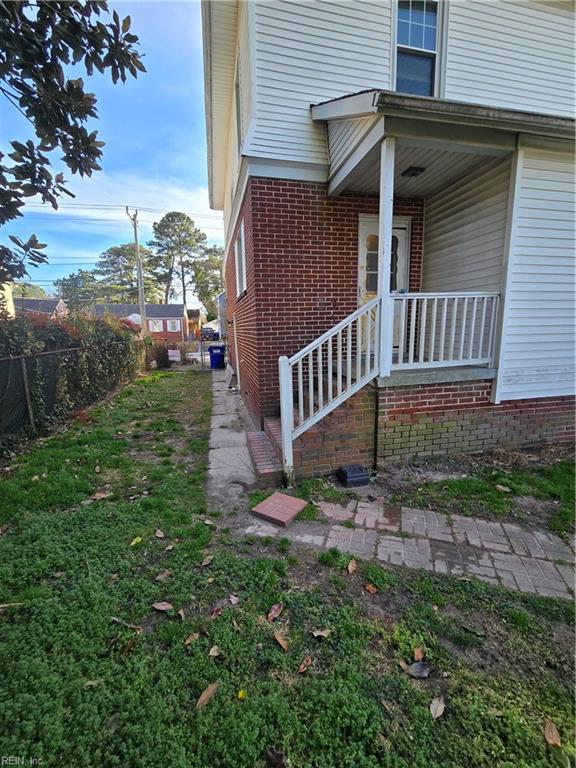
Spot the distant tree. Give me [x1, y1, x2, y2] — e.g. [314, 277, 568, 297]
[193, 245, 223, 319]
[95, 243, 161, 303]
[12, 283, 48, 298]
[0, 2, 145, 285]
[148, 212, 207, 306]
[54, 269, 101, 310]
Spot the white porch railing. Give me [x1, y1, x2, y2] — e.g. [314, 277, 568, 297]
[278, 296, 380, 482]
[278, 290, 499, 481]
[392, 292, 499, 370]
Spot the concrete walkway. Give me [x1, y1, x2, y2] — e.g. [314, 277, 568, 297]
[244, 498, 575, 600]
[206, 370, 257, 509]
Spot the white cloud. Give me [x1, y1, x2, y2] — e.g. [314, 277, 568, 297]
[23, 171, 224, 245]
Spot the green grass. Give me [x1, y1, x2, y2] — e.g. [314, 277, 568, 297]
[395, 460, 575, 537]
[0, 371, 574, 768]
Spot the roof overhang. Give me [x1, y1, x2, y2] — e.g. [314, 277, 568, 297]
[202, 0, 238, 210]
[311, 90, 575, 141]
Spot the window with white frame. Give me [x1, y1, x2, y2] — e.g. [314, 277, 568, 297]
[396, 0, 438, 97]
[168, 319, 181, 332]
[148, 319, 163, 333]
[235, 221, 246, 296]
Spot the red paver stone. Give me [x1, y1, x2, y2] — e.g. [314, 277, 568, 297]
[251, 492, 307, 527]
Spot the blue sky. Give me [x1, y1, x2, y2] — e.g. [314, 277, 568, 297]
[1, 0, 223, 299]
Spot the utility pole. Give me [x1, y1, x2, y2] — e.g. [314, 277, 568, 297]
[126, 207, 147, 332]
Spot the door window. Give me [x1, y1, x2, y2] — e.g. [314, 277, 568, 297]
[365, 234, 379, 293]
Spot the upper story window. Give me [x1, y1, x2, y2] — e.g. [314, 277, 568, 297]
[148, 319, 163, 333]
[167, 319, 181, 332]
[396, 0, 438, 97]
[235, 221, 246, 296]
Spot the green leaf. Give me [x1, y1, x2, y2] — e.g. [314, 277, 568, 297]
[122, 15, 131, 33]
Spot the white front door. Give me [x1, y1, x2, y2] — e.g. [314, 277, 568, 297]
[358, 215, 410, 345]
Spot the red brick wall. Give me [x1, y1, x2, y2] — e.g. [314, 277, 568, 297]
[290, 379, 574, 477]
[377, 381, 575, 463]
[225, 178, 425, 422]
[224, 189, 261, 419]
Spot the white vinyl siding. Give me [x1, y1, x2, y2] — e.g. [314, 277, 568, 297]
[444, 0, 574, 118]
[237, 1, 252, 144]
[328, 116, 378, 173]
[422, 158, 511, 293]
[250, 0, 393, 165]
[497, 149, 575, 400]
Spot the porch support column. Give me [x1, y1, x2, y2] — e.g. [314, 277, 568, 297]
[377, 136, 395, 378]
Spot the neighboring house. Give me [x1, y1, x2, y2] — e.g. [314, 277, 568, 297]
[14, 297, 68, 319]
[92, 304, 187, 342]
[202, 0, 575, 481]
[186, 308, 207, 339]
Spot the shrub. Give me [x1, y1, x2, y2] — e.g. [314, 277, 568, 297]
[0, 312, 143, 438]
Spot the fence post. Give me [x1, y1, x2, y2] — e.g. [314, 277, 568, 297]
[20, 357, 35, 432]
[278, 355, 294, 486]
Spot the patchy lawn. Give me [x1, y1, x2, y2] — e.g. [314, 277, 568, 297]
[0, 372, 574, 767]
[386, 449, 575, 540]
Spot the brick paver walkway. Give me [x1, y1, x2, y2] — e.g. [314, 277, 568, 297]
[244, 498, 575, 599]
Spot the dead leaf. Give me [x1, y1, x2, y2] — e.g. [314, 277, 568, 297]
[267, 602, 283, 622]
[152, 601, 173, 612]
[203, 519, 215, 527]
[311, 629, 331, 640]
[178, 607, 185, 621]
[155, 569, 172, 582]
[346, 559, 358, 574]
[107, 573, 119, 587]
[495, 484, 511, 493]
[164, 544, 175, 552]
[84, 679, 103, 688]
[430, 695, 446, 720]
[195, 681, 219, 710]
[53, 571, 65, 579]
[201, 555, 213, 567]
[207, 577, 215, 584]
[398, 659, 409, 672]
[130, 536, 142, 547]
[403, 661, 432, 679]
[95, 465, 101, 474]
[232, 618, 241, 633]
[210, 606, 222, 620]
[184, 633, 199, 646]
[364, 583, 378, 594]
[155, 529, 165, 539]
[413, 646, 425, 661]
[31, 475, 39, 482]
[91, 489, 113, 500]
[298, 655, 312, 674]
[544, 719, 562, 747]
[209, 645, 221, 658]
[0, 524, 9, 537]
[237, 689, 247, 701]
[229, 594, 239, 605]
[274, 631, 289, 652]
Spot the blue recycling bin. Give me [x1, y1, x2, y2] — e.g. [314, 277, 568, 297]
[208, 344, 226, 370]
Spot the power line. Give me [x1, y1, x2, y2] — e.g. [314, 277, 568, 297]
[23, 203, 223, 220]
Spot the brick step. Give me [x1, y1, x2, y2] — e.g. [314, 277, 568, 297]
[263, 417, 283, 463]
[246, 430, 284, 489]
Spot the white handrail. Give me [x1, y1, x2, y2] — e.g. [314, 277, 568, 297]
[278, 290, 500, 482]
[279, 297, 382, 482]
[288, 295, 381, 365]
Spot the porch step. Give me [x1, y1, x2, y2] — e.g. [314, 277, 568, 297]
[246, 430, 284, 488]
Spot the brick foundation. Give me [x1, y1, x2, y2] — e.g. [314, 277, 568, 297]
[377, 381, 575, 463]
[290, 379, 574, 477]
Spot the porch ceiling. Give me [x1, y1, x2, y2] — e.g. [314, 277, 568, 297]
[343, 140, 508, 198]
